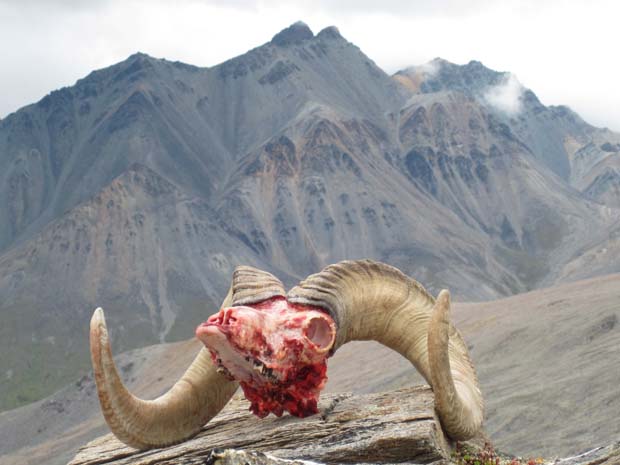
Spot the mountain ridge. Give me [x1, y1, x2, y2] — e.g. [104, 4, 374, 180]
[0, 22, 619, 412]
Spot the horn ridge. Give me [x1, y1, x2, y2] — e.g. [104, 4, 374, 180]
[231, 266, 286, 306]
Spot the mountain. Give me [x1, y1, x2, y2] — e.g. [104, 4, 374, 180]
[2, 273, 618, 465]
[395, 58, 620, 200]
[0, 22, 619, 411]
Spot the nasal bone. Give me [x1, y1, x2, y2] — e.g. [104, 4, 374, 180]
[208, 307, 238, 325]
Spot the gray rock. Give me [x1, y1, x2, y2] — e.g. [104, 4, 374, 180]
[271, 22, 314, 47]
[67, 387, 453, 465]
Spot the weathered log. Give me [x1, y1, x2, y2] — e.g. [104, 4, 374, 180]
[68, 386, 452, 465]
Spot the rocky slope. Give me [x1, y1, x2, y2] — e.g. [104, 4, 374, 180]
[0, 22, 619, 411]
[396, 58, 620, 205]
[1, 273, 618, 465]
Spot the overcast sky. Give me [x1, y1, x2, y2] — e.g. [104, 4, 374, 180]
[1, 0, 618, 131]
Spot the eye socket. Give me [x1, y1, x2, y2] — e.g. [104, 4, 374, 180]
[304, 317, 335, 351]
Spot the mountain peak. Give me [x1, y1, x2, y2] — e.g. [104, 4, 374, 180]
[271, 21, 314, 47]
[396, 57, 506, 96]
[317, 25, 342, 40]
[126, 51, 153, 61]
[466, 59, 486, 68]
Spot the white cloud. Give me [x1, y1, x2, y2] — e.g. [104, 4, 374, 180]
[483, 74, 525, 116]
[405, 58, 442, 79]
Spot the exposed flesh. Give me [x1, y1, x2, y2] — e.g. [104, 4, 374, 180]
[195, 297, 336, 418]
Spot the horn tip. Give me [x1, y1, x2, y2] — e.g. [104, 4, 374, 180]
[90, 308, 109, 346]
[437, 289, 451, 303]
[91, 307, 105, 327]
[434, 290, 451, 319]
[433, 289, 451, 320]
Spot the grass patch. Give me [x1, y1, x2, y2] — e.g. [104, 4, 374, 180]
[453, 442, 546, 465]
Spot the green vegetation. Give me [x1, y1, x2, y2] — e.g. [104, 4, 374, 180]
[0, 299, 86, 410]
[0, 297, 158, 412]
[453, 442, 545, 465]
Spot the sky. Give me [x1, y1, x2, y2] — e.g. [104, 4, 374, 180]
[0, 0, 619, 131]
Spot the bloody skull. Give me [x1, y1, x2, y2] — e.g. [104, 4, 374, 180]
[195, 296, 336, 418]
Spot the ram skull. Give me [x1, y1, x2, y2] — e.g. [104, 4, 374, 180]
[90, 260, 484, 449]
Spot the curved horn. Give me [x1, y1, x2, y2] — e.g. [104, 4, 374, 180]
[90, 266, 286, 449]
[287, 259, 484, 440]
[428, 290, 483, 439]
